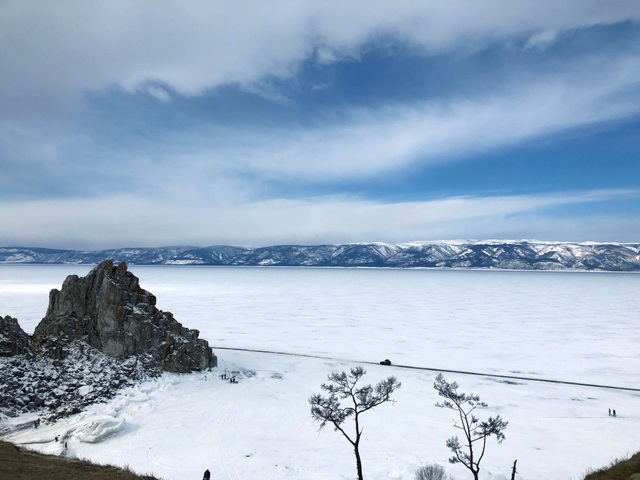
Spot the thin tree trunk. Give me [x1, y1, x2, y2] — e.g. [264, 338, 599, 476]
[511, 459, 518, 480]
[354, 444, 364, 480]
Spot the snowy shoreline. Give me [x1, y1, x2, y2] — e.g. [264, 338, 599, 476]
[3, 349, 640, 480]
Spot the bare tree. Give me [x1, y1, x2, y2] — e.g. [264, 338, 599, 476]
[433, 373, 508, 480]
[309, 366, 401, 480]
[415, 463, 449, 480]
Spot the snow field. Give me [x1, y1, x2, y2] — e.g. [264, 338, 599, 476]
[1, 265, 639, 479]
[4, 349, 639, 480]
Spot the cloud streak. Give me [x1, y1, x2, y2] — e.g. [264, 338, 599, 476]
[103, 52, 640, 186]
[1, 189, 637, 249]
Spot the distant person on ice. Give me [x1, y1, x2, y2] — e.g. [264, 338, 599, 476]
[203, 469, 211, 479]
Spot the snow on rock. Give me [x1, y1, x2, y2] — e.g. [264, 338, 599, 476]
[33, 260, 216, 373]
[76, 386, 93, 397]
[0, 260, 218, 421]
[0, 340, 156, 420]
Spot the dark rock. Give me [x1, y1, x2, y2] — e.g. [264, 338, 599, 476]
[1, 261, 219, 420]
[32, 260, 216, 372]
[0, 316, 34, 357]
[379, 359, 392, 366]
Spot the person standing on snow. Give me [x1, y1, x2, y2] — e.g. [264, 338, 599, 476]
[203, 469, 211, 479]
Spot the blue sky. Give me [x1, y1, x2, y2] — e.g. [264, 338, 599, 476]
[1, 1, 639, 249]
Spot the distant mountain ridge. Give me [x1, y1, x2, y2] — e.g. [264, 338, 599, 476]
[1, 241, 639, 271]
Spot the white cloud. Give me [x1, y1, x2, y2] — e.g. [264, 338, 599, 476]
[2, 50, 638, 199]
[157, 53, 640, 182]
[145, 84, 171, 103]
[524, 30, 559, 50]
[1, 0, 639, 116]
[0, 189, 637, 249]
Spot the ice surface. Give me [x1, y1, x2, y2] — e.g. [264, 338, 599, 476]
[1, 265, 639, 480]
[74, 415, 126, 443]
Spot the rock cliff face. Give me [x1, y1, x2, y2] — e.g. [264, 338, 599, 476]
[0, 315, 34, 357]
[33, 260, 216, 373]
[0, 261, 217, 419]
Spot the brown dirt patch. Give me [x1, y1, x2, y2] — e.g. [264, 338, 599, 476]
[0, 440, 160, 479]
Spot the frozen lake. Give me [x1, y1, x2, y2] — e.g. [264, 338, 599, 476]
[1, 265, 639, 479]
[2, 265, 638, 385]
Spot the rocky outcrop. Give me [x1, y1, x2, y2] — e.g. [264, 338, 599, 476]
[0, 316, 34, 357]
[32, 260, 216, 373]
[1, 261, 217, 419]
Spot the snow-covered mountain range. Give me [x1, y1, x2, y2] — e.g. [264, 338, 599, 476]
[1, 241, 639, 271]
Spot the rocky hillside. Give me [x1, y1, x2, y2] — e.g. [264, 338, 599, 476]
[0, 261, 216, 420]
[1, 241, 639, 271]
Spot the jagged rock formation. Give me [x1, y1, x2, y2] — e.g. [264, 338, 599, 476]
[33, 260, 216, 372]
[0, 316, 34, 357]
[1, 241, 639, 271]
[0, 261, 217, 419]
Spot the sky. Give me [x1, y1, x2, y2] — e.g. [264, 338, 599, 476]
[1, 1, 640, 249]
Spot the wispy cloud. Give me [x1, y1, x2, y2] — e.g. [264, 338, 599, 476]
[137, 53, 640, 183]
[145, 84, 171, 103]
[1, 189, 637, 249]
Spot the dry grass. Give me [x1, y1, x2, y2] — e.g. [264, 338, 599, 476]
[0, 440, 161, 480]
[584, 452, 640, 480]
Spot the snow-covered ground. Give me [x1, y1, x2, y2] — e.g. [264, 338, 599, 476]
[1, 265, 639, 480]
